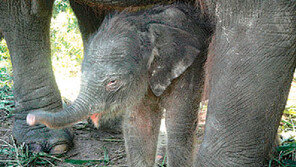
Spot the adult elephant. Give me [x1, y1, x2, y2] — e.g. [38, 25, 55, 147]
[1, 0, 296, 166]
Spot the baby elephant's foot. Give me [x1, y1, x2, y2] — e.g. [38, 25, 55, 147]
[13, 115, 73, 154]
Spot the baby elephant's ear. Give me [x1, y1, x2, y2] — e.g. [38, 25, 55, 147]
[148, 24, 201, 96]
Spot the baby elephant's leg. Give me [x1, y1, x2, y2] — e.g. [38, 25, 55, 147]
[123, 90, 162, 167]
[162, 61, 204, 167]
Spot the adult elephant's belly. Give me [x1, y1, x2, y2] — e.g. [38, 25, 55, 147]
[77, 0, 168, 8]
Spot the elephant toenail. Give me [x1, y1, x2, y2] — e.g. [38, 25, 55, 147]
[26, 114, 36, 126]
[50, 144, 68, 155]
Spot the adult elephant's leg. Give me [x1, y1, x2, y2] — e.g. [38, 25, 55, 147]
[123, 90, 162, 167]
[196, 1, 296, 166]
[0, 1, 73, 154]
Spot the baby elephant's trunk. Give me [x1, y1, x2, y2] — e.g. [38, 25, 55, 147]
[26, 98, 92, 129]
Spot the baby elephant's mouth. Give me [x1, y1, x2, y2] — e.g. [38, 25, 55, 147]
[90, 113, 101, 128]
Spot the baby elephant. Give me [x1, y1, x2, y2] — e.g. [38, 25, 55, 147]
[27, 3, 211, 166]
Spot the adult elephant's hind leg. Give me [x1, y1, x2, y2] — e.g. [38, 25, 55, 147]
[196, 1, 296, 166]
[123, 90, 162, 167]
[0, 0, 73, 154]
[0, 30, 3, 41]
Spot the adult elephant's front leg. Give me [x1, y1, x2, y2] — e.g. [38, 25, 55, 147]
[0, 0, 73, 154]
[196, 1, 296, 166]
[123, 90, 162, 167]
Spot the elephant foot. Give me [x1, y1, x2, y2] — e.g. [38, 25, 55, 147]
[13, 114, 73, 154]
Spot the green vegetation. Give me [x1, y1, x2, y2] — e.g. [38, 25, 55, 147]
[0, 138, 63, 166]
[0, 136, 110, 166]
[0, 0, 295, 166]
[0, 39, 14, 115]
[0, 39, 12, 88]
[271, 106, 296, 166]
[50, 0, 83, 79]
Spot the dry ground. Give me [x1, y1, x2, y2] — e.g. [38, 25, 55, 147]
[0, 77, 295, 166]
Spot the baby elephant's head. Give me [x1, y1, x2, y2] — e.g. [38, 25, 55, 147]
[27, 8, 206, 129]
[80, 18, 151, 114]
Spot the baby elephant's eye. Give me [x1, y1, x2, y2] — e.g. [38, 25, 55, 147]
[109, 80, 117, 85]
[106, 80, 122, 91]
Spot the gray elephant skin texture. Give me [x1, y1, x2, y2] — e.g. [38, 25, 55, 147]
[27, 4, 211, 166]
[0, 0, 295, 166]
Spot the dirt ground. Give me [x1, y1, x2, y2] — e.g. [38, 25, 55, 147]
[0, 108, 206, 167]
[0, 111, 128, 166]
[60, 122, 127, 166]
[0, 122, 126, 167]
[0, 78, 294, 166]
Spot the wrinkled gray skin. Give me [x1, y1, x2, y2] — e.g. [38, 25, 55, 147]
[27, 4, 211, 166]
[0, 0, 295, 166]
[0, 0, 168, 154]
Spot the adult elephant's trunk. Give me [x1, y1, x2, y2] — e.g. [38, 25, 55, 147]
[27, 97, 95, 129]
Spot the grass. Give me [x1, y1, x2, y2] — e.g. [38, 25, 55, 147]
[269, 142, 296, 167]
[0, 136, 63, 166]
[271, 106, 296, 167]
[0, 136, 110, 166]
[0, 85, 14, 115]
